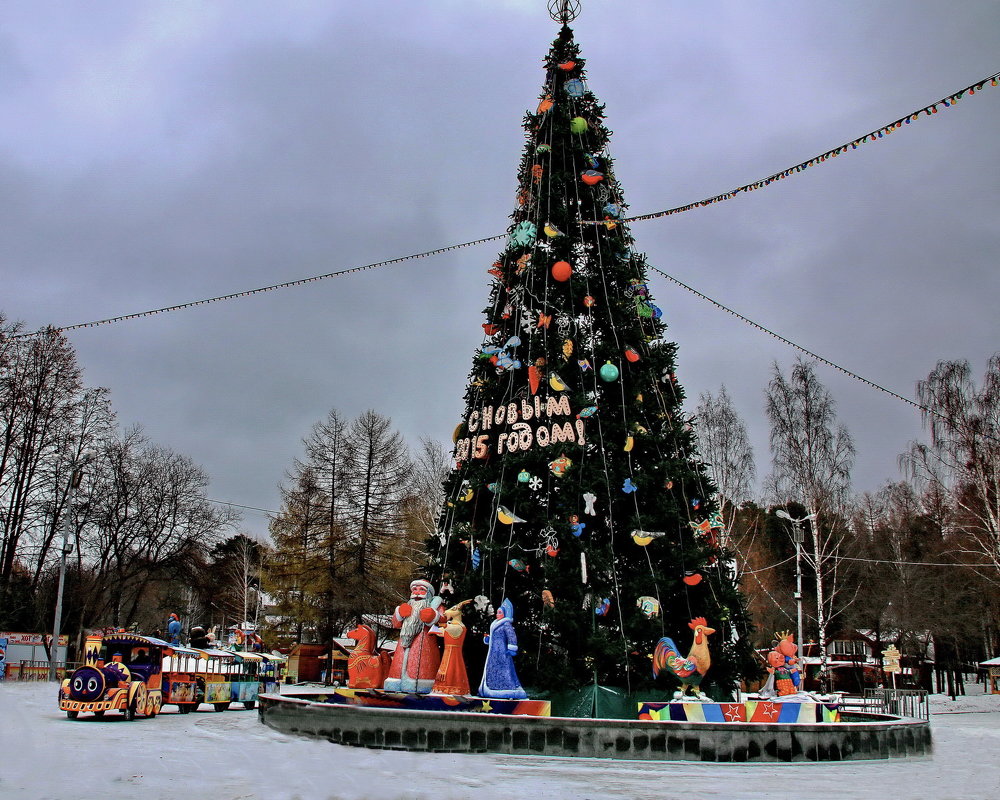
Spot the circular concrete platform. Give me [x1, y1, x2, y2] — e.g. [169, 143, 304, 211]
[258, 693, 932, 762]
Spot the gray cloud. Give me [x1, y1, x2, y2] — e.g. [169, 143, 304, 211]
[3, 1, 998, 537]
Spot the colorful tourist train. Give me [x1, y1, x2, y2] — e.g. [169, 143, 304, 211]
[58, 631, 284, 720]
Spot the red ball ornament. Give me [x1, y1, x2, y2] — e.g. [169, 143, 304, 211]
[581, 170, 604, 186]
[624, 347, 641, 362]
[583, 295, 596, 308]
[551, 260, 573, 282]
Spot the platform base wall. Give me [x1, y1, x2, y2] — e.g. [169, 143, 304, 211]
[257, 694, 932, 762]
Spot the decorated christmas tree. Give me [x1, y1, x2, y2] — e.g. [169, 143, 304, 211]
[427, 11, 755, 701]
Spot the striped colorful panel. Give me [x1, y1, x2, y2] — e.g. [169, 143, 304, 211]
[636, 701, 840, 723]
[326, 688, 551, 716]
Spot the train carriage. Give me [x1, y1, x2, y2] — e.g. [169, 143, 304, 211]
[161, 647, 237, 712]
[160, 647, 285, 712]
[217, 651, 285, 710]
[59, 633, 169, 720]
[230, 651, 262, 709]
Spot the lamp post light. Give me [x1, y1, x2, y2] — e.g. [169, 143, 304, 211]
[49, 451, 94, 682]
[775, 509, 816, 667]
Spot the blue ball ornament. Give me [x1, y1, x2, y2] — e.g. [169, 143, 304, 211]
[565, 79, 586, 98]
[599, 361, 620, 382]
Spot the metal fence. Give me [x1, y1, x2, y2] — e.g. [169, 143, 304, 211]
[862, 688, 930, 720]
[1, 661, 80, 682]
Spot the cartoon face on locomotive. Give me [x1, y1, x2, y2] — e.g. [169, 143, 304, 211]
[59, 633, 170, 720]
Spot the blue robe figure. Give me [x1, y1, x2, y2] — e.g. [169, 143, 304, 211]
[478, 599, 528, 699]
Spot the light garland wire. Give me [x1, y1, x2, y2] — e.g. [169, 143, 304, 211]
[13, 68, 995, 340]
[586, 70, 1000, 225]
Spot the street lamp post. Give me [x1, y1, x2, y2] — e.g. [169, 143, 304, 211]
[775, 509, 816, 667]
[49, 452, 93, 681]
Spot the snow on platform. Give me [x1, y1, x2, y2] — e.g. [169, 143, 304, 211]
[1, 681, 999, 799]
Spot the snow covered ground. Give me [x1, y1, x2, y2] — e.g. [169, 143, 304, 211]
[1, 682, 998, 800]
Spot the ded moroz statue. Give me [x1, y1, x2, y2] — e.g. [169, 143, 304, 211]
[383, 579, 445, 693]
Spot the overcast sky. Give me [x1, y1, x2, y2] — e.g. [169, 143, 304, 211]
[3, 1, 998, 540]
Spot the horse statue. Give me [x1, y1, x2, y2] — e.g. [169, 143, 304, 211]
[346, 623, 391, 689]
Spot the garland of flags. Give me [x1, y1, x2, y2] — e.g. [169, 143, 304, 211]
[13, 69, 997, 338]
[604, 70, 1000, 225]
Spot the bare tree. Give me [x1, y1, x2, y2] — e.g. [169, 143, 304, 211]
[766, 359, 855, 685]
[0, 326, 83, 621]
[696, 385, 756, 550]
[30, 387, 115, 590]
[407, 437, 451, 543]
[902, 355, 1000, 580]
[74, 426, 238, 629]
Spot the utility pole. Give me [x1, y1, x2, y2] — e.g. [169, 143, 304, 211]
[775, 509, 816, 677]
[49, 452, 93, 681]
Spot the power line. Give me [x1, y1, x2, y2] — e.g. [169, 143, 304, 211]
[206, 498, 279, 515]
[836, 555, 995, 569]
[741, 552, 994, 573]
[648, 265, 925, 414]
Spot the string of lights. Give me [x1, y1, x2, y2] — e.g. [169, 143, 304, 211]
[14, 68, 996, 340]
[12, 234, 506, 337]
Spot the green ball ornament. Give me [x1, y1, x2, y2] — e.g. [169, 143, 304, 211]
[599, 361, 620, 382]
[570, 117, 588, 134]
[518, 470, 531, 483]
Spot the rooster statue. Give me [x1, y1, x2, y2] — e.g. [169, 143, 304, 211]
[652, 617, 717, 699]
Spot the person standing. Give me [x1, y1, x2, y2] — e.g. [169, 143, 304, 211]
[167, 613, 181, 646]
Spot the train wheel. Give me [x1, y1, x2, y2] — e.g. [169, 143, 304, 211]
[244, 701, 256, 710]
[213, 702, 231, 712]
[66, 710, 79, 719]
[178, 704, 192, 714]
[94, 710, 105, 718]
[127, 683, 147, 720]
